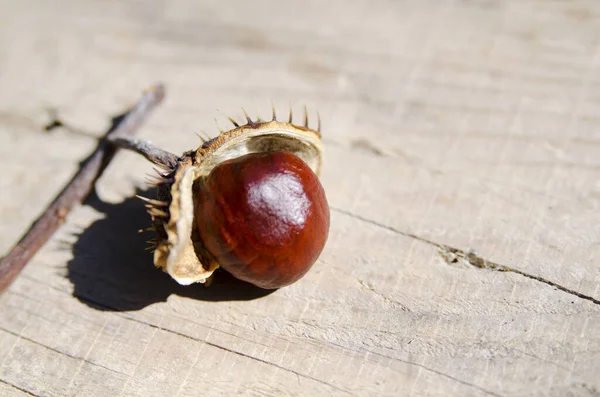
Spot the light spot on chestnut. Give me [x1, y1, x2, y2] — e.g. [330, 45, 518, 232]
[247, 172, 310, 242]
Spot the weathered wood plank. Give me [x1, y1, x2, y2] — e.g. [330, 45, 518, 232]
[1, 0, 599, 396]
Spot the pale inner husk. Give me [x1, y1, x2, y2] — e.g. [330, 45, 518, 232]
[194, 124, 323, 179]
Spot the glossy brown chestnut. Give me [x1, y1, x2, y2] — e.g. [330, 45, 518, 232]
[195, 151, 330, 289]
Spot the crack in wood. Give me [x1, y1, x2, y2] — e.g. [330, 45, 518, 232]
[332, 207, 600, 306]
[357, 279, 412, 311]
[0, 328, 129, 378]
[0, 378, 41, 397]
[511, 348, 572, 372]
[440, 247, 600, 305]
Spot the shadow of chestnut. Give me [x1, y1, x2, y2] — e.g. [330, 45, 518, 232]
[67, 188, 275, 312]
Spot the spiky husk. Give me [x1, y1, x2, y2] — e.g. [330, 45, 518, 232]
[146, 112, 323, 286]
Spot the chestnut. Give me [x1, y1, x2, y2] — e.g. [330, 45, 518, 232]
[146, 110, 329, 289]
[196, 151, 329, 289]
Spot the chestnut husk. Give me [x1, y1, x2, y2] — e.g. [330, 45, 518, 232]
[147, 113, 324, 286]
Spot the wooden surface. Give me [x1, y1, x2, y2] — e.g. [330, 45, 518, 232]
[1, 0, 599, 396]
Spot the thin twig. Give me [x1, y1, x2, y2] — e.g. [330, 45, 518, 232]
[107, 136, 179, 169]
[0, 83, 166, 293]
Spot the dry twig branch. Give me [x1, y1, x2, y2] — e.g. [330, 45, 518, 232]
[0, 83, 166, 293]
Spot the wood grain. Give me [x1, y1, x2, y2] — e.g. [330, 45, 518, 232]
[1, 0, 599, 396]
